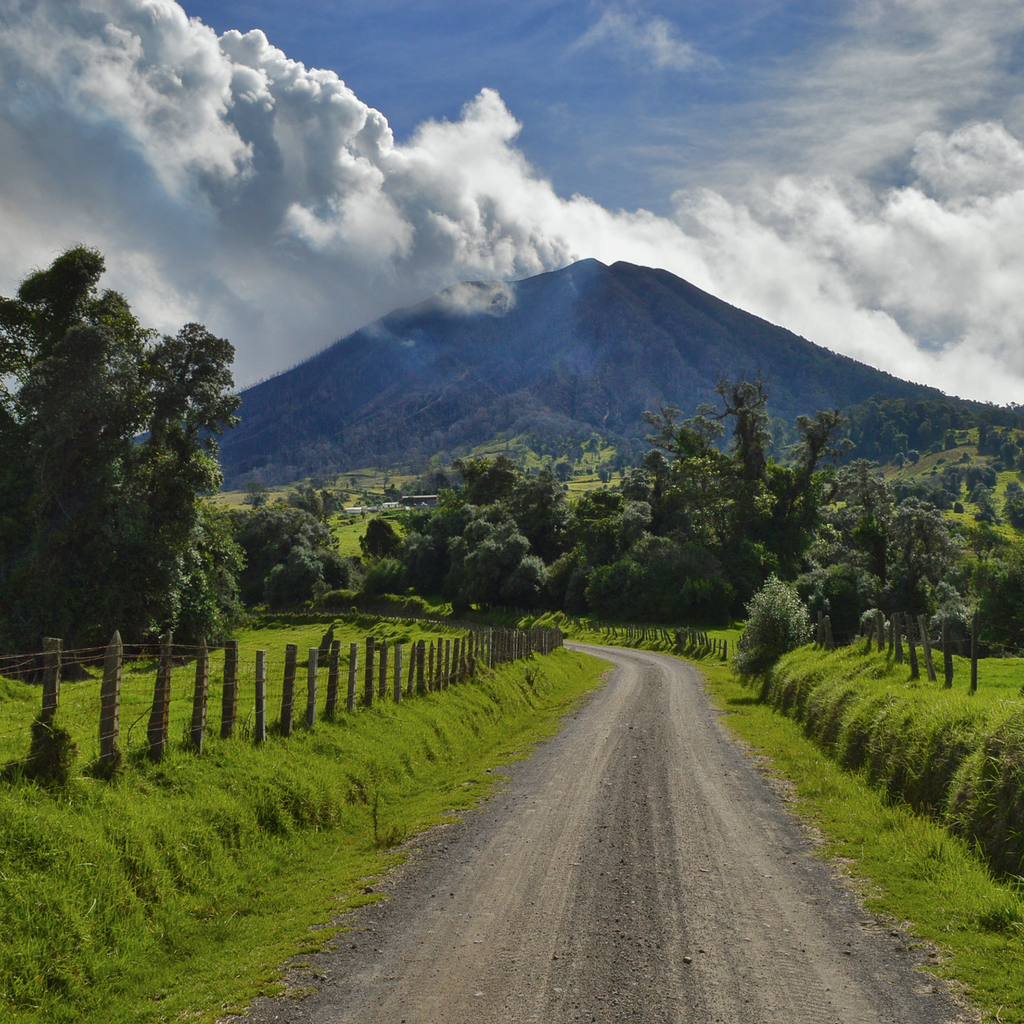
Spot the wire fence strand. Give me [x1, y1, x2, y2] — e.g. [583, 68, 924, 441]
[0, 624, 564, 773]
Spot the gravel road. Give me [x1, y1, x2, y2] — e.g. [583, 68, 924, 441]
[235, 643, 972, 1024]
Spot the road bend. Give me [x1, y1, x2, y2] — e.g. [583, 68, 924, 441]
[234, 643, 970, 1024]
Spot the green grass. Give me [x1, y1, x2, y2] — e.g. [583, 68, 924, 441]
[700, 659, 1024, 1022]
[0, 633, 606, 1024]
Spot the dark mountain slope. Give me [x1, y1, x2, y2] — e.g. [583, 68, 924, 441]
[219, 259, 947, 485]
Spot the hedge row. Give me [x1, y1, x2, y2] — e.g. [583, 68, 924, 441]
[760, 646, 1024, 876]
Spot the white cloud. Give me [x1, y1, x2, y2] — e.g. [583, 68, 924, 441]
[2, 0, 1024, 408]
[571, 6, 700, 72]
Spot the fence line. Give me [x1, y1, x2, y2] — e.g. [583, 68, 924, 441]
[0, 624, 564, 775]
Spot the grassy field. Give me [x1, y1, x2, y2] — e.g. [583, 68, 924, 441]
[883, 432, 1024, 540]
[0, 624, 606, 1024]
[0, 616, 481, 769]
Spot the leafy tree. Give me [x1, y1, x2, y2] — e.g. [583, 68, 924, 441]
[734, 575, 812, 676]
[1004, 481, 1024, 529]
[885, 498, 960, 612]
[234, 504, 351, 607]
[362, 557, 407, 596]
[0, 248, 241, 646]
[360, 517, 401, 558]
[243, 481, 270, 507]
[797, 562, 874, 640]
[974, 541, 1024, 651]
[506, 468, 570, 563]
[452, 454, 519, 504]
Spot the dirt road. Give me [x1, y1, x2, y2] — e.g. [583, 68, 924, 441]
[237, 644, 970, 1024]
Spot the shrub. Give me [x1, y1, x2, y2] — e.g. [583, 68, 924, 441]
[734, 574, 812, 677]
[362, 557, 407, 596]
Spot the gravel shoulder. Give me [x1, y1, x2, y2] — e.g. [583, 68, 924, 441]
[233, 644, 973, 1024]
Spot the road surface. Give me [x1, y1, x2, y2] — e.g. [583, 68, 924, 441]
[234, 643, 970, 1024]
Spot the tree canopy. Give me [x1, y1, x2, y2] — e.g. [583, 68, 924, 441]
[0, 247, 241, 647]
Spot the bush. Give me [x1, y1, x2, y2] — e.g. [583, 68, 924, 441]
[360, 517, 401, 558]
[798, 562, 874, 641]
[734, 574, 812, 677]
[362, 557, 407, 596]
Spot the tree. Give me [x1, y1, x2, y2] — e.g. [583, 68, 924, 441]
[734, 575, 812, 676]
[235, 504, 354, 607]
[713, 376, 770, 483]
[243, 481, 270, 507]
[361, 517, 401, 558]
[885, 498, 959, 612]
[0, 248, 241, 646]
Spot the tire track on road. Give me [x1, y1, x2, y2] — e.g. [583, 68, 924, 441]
[234, 644, 971, 1024]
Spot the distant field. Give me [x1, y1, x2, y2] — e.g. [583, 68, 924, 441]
[883, 433, 1024, 539]
[217, 431, 628, 507]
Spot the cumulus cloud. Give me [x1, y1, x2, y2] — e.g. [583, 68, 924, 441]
[1, 0, 1024, 407]
[571, 5, 700, 72]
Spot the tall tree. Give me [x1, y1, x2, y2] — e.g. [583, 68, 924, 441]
[0, 248, 241, 648]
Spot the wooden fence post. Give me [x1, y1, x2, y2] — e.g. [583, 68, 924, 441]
[306, 648, 318, 729]
[281, 643, 297, 737]
[918, 615, 937, 682]
[189, 641, 209, 752]
[416, 640, 426, 694]
[254, 650, 267, 744]
[394, 643, 403, 703]
[876, 610, 886, 653]
[221, 639, 239, 739]
[893, 611, 903, 664]
[907, 611, 920, 680]
[41, 637, 61, 722]
[971, 610, 979, 694]
[428, 641, 435, 691]
[444, 639, 452, 687]
[406, 641, 415, 696]
[364, 636, 376, 708]
[347, 643, 358, 712]
[325, 640, 340, 718]
[378, 639, 388, 701]
[99, 630, 122, 766]
[942, 620, 954, 688]
[148, 631, 173, 761]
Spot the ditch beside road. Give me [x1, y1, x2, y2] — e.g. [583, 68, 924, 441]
[233, 643, 972, 1024]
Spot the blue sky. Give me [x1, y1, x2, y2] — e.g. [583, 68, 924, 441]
[2, 0, 1024, 402]
[178, 0, 847, 212]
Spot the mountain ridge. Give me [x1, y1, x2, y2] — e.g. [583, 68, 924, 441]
[219, 259, 949, 486]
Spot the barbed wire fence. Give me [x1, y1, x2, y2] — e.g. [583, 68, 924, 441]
[0, 623, 564, 779]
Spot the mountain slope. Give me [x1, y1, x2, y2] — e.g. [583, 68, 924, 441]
[219, 259, 947, 485]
